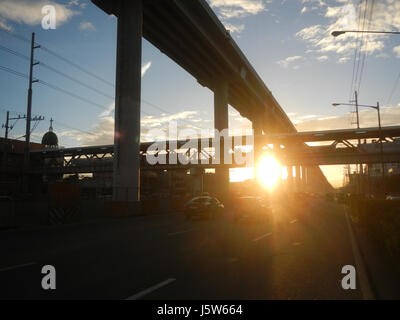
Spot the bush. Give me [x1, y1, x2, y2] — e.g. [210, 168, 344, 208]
[350, 198, 400, 262]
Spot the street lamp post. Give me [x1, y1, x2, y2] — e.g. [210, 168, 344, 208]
[332, 30, 400, 37]
[376, 102, 385, 191]
[353, 91, 362, 192]
[332, 101, 385, 196]
[333, 91, 362, 192]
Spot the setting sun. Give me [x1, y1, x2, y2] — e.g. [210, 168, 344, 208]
[256, 155, 281, 189]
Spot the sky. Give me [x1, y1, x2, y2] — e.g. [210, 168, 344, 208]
[0, 0, 400, 188]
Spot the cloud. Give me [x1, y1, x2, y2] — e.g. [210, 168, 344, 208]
[317, 55, 328, 61]
[293, 104, 400, 132]
[97, 62, 152, 119]
[289, 113, 318, 125]
[223, 22, 245, 33]
[79, 21, 95, 32]
[207, 0, 268, 33]
[300, 0, 323, 14]
[79, 110, 201, 146]
[277, 55, 302, 68]
[394, 46, 400, 59]
[141, 61, 152, 77]
[141, 111, 199, 130]
[208, 0, 267, 18]
[296, 0, 400, 61]
[0, 17, 12, 31]
[99, 102, 115, 118]
[337, 56, 350, 63]
[79, 116, 114, 146]
[0, 0, 77, 27]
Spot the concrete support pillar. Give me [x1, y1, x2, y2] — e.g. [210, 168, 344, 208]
[252, 117, 263, 163]
[113, 0, 143, 202]
[288, 165, 294, 191]
[214, 81, 229, 198]
[252, 117, 263, 187]
[295, 166, 301, 191]
[301, 166, 307, 189]
[252, 118, 263, 136]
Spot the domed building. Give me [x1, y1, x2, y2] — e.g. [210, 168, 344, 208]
[42, 118, 58, 149]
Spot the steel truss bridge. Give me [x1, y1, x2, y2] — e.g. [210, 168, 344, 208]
[29, 126, 400, 175]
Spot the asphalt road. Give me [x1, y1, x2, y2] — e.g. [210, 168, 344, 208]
[0, 197, 367, 299]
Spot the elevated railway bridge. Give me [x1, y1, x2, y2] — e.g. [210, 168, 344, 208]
[29, 126, 400, 192]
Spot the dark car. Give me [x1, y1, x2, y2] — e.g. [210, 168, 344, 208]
[233, 196, 272, 222]
[386, 193, 400, 200]
[184, 196, 224, 220]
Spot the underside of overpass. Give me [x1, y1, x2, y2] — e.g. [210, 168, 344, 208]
[91, 0, 331, 202]
[92, 0, 294, 132]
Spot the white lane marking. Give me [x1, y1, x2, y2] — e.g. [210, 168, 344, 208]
[126, 278, 176, 300]
[253, 233, 272, 242]
[344, 206, 374, 300]
[168, 229, 194, 236]
[290, 219, 298, 224]
[0, 262, 36, 273]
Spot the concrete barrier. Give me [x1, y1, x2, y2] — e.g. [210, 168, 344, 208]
[0, 197, 178, 228]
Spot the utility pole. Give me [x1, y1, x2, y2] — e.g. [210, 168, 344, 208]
[353, 91, 363, 194]
[2, 113, 36, 179]
[354, 91, 360, 133]
[23, 32, 40, 193]
[3, 111, 10, 141]
[377, 102, 385, 195]
[2, 111, 10, 179]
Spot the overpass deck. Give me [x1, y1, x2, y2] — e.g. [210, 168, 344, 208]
[92, 0, 294, 133]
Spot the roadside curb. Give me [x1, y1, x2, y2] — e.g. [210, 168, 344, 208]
[344, 205, 376, 300]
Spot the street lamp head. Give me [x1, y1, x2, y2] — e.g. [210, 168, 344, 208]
[332, 103, 341, 107]
[332, 31, 346, 37]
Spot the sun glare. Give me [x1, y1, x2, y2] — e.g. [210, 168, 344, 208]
[256, 155, 281, 189]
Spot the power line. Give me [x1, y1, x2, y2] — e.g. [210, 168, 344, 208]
[0, 28, 114, 87]
[0, 44, 114, 100]
[0, 64, 200, 130]
[353, 0, 368, 95]
[37, 79, 114, 111]
[0, 64, 114, 113]
[38, 61, 115, 100]
[141, 99, 202, 130]
[349, 0, 364, 101]
[0, 28, 31, 44]
[0, 106, 97, 137]
[356, 0, 375, 94]
[0, 44, 30, 61]
[0, 64, 29, 80]
[53, 120, 97, 136]
[36, 79, 152, 116]
[39, 45, 115, 87]
[34, 42, 201, 129]
[0, 34, 202, 129]
[386, 71, 400, 105]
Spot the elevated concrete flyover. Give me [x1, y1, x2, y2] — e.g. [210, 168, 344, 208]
[261, 125, 400, 166]
[91, 0, 327, 203]
[258, 126, 400, 145]
[30, 125, 400, 172]
[92, 0, 294, 133]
